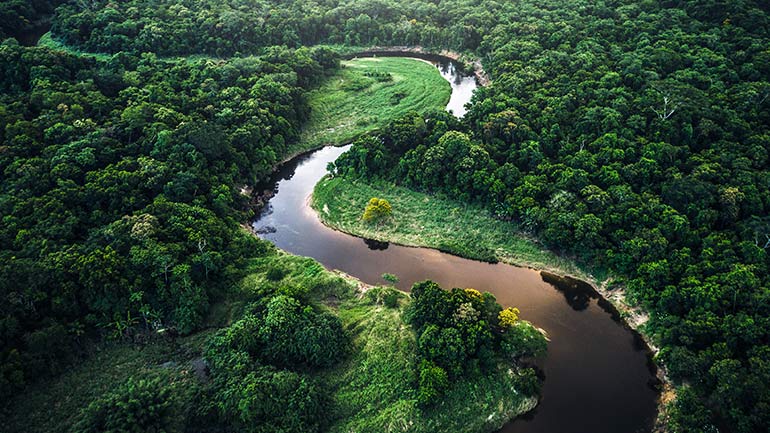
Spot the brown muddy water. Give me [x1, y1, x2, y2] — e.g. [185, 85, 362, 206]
[252, 59, 659, 433]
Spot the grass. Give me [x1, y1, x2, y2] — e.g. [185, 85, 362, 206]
[294, 57, 451, 153]
[37, 31, 236, 65]
[245, 250, 538, 432]
[313, 176, 606, 284]
[37, 32, 112, 61]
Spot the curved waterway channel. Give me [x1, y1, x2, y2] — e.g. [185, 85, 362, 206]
[253, 57, 659, 433]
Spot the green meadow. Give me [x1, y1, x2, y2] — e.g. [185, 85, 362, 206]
[313, 176, 603, 283]
[296, 57, 451, 151]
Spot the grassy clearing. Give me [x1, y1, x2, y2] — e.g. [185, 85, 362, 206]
[295, 57, 451, 152]
[313, 176, 605, 283]
[37, 32, 227, 63]
[37, 32, 112, 61]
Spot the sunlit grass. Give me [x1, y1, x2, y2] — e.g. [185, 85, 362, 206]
[313, 176, 604, 283]
[294, 57, 450, 152]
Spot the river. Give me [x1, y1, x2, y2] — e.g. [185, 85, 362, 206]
[253, 57, 659, 433]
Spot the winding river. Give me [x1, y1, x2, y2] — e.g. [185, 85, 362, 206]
[253, 58, 659, 433]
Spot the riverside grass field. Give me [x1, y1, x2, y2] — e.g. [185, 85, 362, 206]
[313, 176, 601, 283]
[297, 57, 451, 150]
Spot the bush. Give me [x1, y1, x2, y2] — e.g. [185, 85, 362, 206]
[213, 366, 328, 433]
[417, 360, 449, 407]
[501, 322, 547, 358]
[362, 197, 392, 222]
[266, 265, 288, 281]
[365, 286, 401, 308]
[382, 272, 399, 284]
[418, 325, 467, 377]
[72, 373, 179, 433]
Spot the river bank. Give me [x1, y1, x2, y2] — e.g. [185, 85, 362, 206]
[340, 45, 490, 86]
[311, 174, 673, 431]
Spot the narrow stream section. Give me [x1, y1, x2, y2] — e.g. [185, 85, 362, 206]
[253, 58, 659, 433]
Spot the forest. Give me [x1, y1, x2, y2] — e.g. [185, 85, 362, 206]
[1, 0, 769, 432]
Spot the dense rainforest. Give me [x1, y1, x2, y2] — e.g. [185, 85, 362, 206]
[1, 0, 769, 432]
[0, 38, 339, 390]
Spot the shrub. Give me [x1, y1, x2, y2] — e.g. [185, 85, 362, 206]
[266, 265, 288, 281]
[382, 272, 399, 284]
[72, 373, 179, 433]
[418, 325, 467, 377]
[417, 360, 449, 407]
[214, 367, 327, 433]
[365, 286, 401, 308]
[362, 197, 392, 222]
[501, 322, 547, 358]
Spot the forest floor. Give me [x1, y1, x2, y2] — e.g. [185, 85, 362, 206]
[312, 176, 604, 284]
[293, 56, 451, 153]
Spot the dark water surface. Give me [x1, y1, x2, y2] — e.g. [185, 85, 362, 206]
[252, 59, 658, 433]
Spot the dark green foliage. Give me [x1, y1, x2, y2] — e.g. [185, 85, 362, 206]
[0, 43, 336, 400]
[407, 281, 544, 405]
[71, 373, 179, 433]
[207, 295, 348, 370]
[210, 363, 328, 433]
[0, 0, 63, 39]
[265, 265, 288, 281]
[2, 0, 769, 429]
[258, 295, 348, 368]
[418, 325, 466, 377]
[329, 0, 770, 424]
[201, 295, 344, 433]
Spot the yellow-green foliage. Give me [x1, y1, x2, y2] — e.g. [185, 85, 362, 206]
[499, 307, 521, 328]
[362, 197, 392, 222]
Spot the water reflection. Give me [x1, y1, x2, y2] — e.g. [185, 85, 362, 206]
[432, 59, 477, 117]
[541, 271, 596, 311]
[363, 238, 389, 250]
[252, 145, 659, 433]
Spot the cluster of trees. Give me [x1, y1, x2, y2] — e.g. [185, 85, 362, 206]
[331, 1, 770, 430]
[72, 372, 185, 433]
[51, 0, 499, 56]
[0, 0, 63, 39]
[0, 42, 339, 402]
[200, 294, 347, 432]
[70, 292, 348, 433]
[406, 281, 545, 406]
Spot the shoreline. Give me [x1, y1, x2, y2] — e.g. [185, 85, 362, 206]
[341, 45, 490, 86]
[308, 175, 673, 432]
